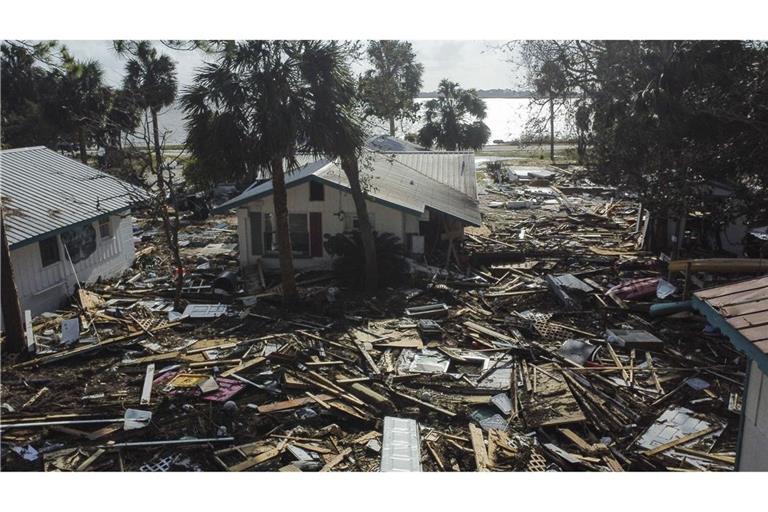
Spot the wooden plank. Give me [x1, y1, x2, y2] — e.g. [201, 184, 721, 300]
[305, 391, 331, 409]
[255, 394, 335, 413]
[726, 310, 768, 330]
[642, 426, 720, 456]
[140, 364, 155, 406]
[320, 447, 351, 472]
[463, 321, 518, 344]
[426, 440, 445, 471]
[353, 340, 381, 375]
[468, 423, 489, 471]
[602, 455, 624, 472]
[14, 322, 180, 368]
[522, 364, 585, 428]
[24, 310, 35, 353]
[76, 448, 105, 471]
[220, 357, 266, 378]
[352, 432, 380, 445]
[708, 287, 768, 308]
[695, 276, 768, 300]
[390, 388, 457, 417]
[559, 428, 597, 454]
[674, 447, 735, 465]
[291, 442, 332, 454]
[740, 325, 768, 343]
[720, 298, 768, 318]
[229, 446, 282, 472]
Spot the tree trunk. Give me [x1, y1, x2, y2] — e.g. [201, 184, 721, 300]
[389, 116, 396, 137]
[270, 158, 299, 301]
[341, 156, 378, 292]
[79, 126, 88, 164]
[1, 213, 25, 352]
[549, 94, 555, 162]
[150, 108, 184, 308]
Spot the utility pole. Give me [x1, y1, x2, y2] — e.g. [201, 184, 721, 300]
[1, 211, 26, 352]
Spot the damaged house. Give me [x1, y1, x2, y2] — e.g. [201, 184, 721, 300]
[0, 146, 145, 326]
[213, 147, 481, 271]
[692, 276, 768, 471]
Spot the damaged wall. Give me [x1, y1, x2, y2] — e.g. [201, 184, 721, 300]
[236, 181, 424, 271]
[6, 212, 136, 322]
[739, 360, 768, 471]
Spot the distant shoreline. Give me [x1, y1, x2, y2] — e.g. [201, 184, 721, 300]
[417, 90, 534, 99]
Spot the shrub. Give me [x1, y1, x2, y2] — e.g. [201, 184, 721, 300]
[323, 231, 409, 289]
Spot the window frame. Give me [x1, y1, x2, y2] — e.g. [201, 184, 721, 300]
[39, 235, 61, 268]
[263, 212, 311, 258]
[309, 180, 325, 202]
[98, 216, 112, 239]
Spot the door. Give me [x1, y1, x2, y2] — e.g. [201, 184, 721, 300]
[309, 212, 323, 258]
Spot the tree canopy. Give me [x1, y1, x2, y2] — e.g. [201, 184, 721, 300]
[416, 79, 490, 151]
[517, 40, 768, 226]
[359, 40, 424, 136]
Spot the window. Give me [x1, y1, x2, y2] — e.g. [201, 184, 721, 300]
[39, 236, 60, 267]
[98, 217, 112, 238]
[264, 213, 310, 258]
[309, 181, 324, 201]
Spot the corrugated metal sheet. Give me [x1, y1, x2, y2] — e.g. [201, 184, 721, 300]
[215, 151, 481, 226]
[0, 146, 147, 248]
[380, 416, 422, 472]
[379, 151, 477, 200]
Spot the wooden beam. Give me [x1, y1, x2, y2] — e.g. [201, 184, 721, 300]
[642, 426, 720, 456]
[320, 447, 351, 472]
[220, 356, 266, 378]
[469, 423, 489, 471]
[140, 364, 155, 406]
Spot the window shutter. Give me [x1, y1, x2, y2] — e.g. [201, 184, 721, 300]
[249, 212, 262, 255]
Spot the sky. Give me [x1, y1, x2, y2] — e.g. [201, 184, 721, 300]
[58, 40, 525, 92]
[52, 40, 526, 144]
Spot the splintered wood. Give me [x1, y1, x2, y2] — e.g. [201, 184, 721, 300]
[521, 363, 586, 428]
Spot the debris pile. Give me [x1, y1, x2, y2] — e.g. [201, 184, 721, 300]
[1, 164, 755, 472]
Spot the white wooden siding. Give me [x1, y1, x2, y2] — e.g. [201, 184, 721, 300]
[6, 213, 136, 322]
[237, 181, 423, 271]
[739, 359, 768, 470]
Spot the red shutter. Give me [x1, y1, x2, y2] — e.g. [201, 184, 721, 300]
[309, 212, 323, 258]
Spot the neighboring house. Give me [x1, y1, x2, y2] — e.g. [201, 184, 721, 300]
[659, 181, 749, 257]
[0, 146, 146, 326]
[692, 276, 768, 471]
[213, 147, 481, 272]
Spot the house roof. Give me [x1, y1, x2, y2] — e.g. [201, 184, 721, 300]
[214, 151, 481, 226]
[379, 151, 477, 199]
[692, 276, 768, 374]
[366, 134, 425, 152]
[0, 146, 147, 249]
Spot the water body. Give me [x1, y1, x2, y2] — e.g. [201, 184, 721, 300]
[154, 97, 574, 146]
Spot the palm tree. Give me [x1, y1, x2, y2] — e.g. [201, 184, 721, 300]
[417, 79, 490, 151]
[298, 41, 378, 291]
[119, 41, 177, 171]
[118, 41, 182, 305]
[182, 41, 378, 298]
[533, 60, 568, 161]
[58, 58, 109, 163]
